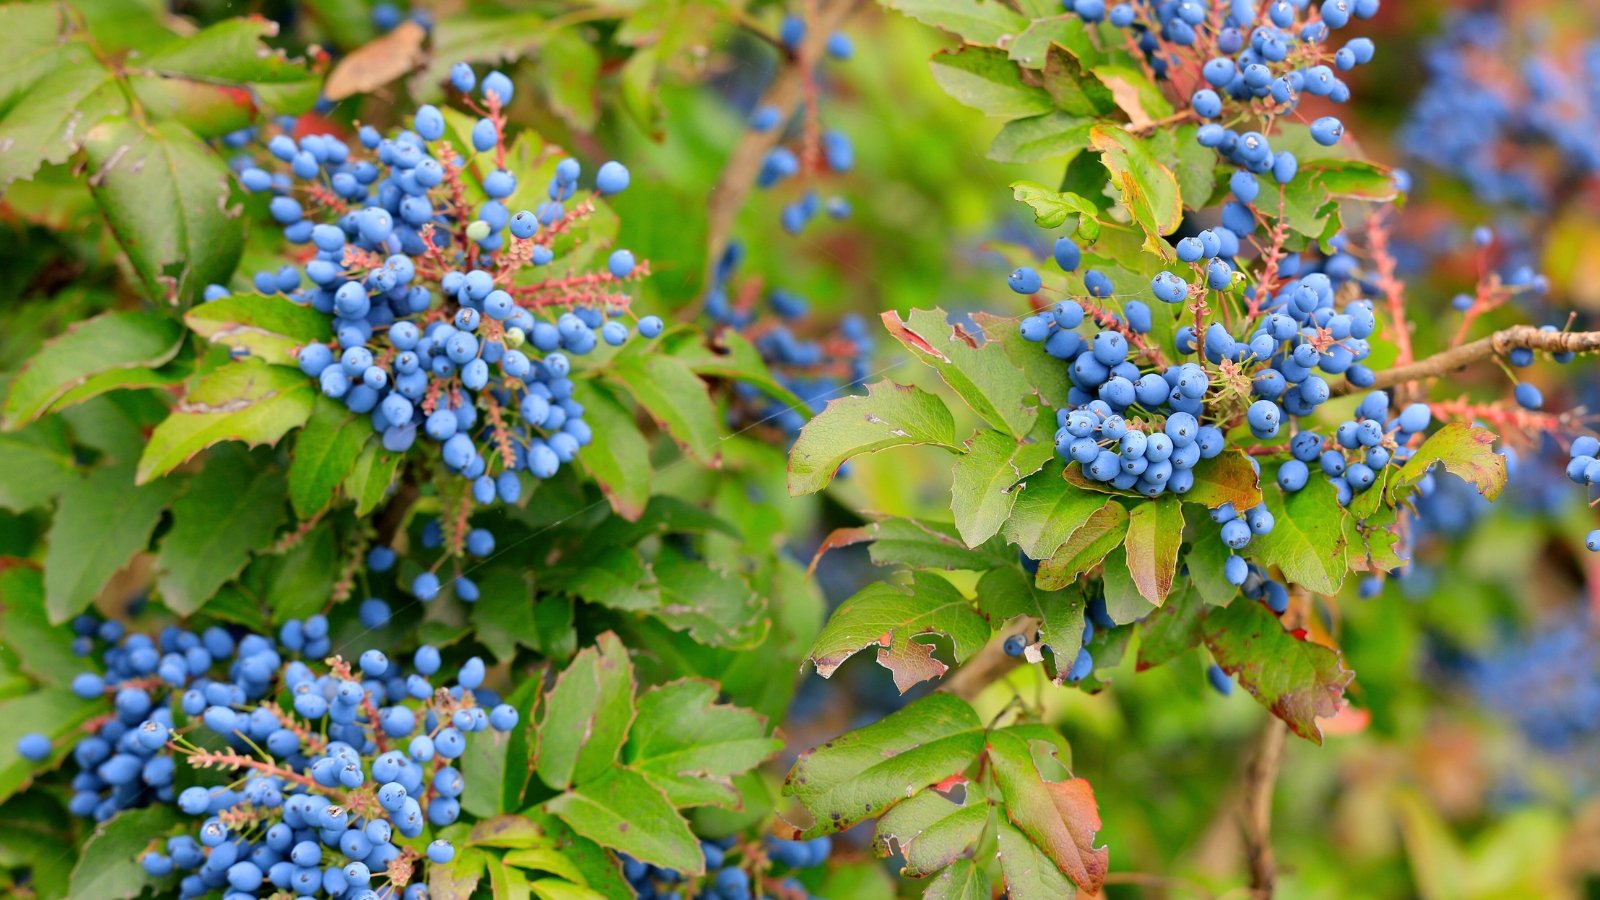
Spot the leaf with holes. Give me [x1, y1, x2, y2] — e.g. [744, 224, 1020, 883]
[986, 727, 1108, 893]
[1089, 124, 1182, 257]
[872, 781, 989, 877]
[881, 308, 1038, 439]
[1393, 423, 1507, 501]
[809, 574, 988, 693]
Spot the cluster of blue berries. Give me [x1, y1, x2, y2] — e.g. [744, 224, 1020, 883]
[15, 616, 510, 899]
[1402, 11, 1600, 209]
[750, 15, 854, 234]
[621, 834, 831, 899]
[706, 242, 873, 439]
[1276, 391, 1432, 504]
[1567, 435, 1600, 553]
[215, 64, 661, 513]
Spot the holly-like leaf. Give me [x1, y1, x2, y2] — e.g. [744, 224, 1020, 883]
[989, 112, 1094, 164]
[873, 783, 989, 877]
[781, 693, 985, 839]
[1393, 423, 1507, 501]
[545, 767, 703, 877]
[1089, 124, 1182, 257]
[924, 858, 992, 900]
[929, 46, 1052, 119]
[951, 429, 1054, 546]
[66, 805, 183, 900]
[1202, 599, 1354, 743]
[287, 397, 370, 518]
[1010, 180, 1101, 230]
[976, 566, 1086, 668]
[536, 633, 635, 791]
[572, 382, 653, 522]
[184, 293, 332, 366]
[156, 448, 285, 615]
[342, 440, 401, 516]
[880, 308, 1038, 439]
[1004, 461, 1109, 561]
[608, 353, 720, 465]
[1251, 476, 1350, 595]
[788, 381, 958, 495]
[809, 574, 989, 693]
[137, 361, 315, 484]
[624, 679, 780, 809]
[651, 551, 767, 649]
[986, 728, 1108, 893]
[45, 463, 185, 623]
[2, 311, 186, 429]
[881, 0, 1029, 44]
[1122, 495, 1184, 606]
[1043, 43, 1117, 117]
[1035, 500, 1128, 590]
[1182, 450, 1263, 510]
[0, 51, 124, 189]
[83, 117, 242, 306]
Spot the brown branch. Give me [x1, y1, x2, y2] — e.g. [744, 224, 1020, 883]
[939, 625, 1032, 702]
[1332, 325, 1600, 396]
[1241, 717, 1287, 898]
[692, 0, 859, 318]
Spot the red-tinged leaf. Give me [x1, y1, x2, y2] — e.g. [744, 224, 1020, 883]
[806, 526, 874, 577]
[1035, 500, 1127, 590]
[808, 575, 989, 693]
[788, 381, 958, 495]
[985, 729, 1108, 893]
[1201, 600, 1354, 743]
[323, 20, 425, 100]
[1182, 449, 1263, 510]
[1123, 495, 1183, 606]
[1393, 423, 1507, 501]
[880, 308, 1038, 439]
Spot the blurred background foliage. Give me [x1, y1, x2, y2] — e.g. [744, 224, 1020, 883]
[2, 0, 1598, 896]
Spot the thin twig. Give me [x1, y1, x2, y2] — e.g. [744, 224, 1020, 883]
[1241, 718, 1287, 898]
[1331, 325, 1600, 396]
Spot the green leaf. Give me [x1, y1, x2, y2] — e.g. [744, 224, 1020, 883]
[546, 766, 703, 876]
[0, 419, 80, 512]
[1003, 462, 1108, 561]
[1043, 43, 1116, 117]
[342, 441, 402, 516]
[0, 567, 85, 688]
[555, 546, 656, 612]
[989, 112, 1093, 164]
[924, 858, 993, 900]
[1393, 423, 1507, 501]
[430, 848, 487, 900]
[0, 55, 124, 189]
[0, 687, 104, 804]
[288, 397, 369, 517]
[537, 29, 600, 131]
[1123, 495, 1184, 606]
[809, 574, 989, 693]
[607, 354, 720, 464]
[651, 551, 768, 649]
[1135, 584, 1205, 671]
[987, 728, 1108, 893]
[184, 293, 332, 366]
[1202, 599, 1354, 743]
[970, 312, 1072, 408]
[929, 46, 1052, 118]
[1252, 477, 1350, 595]
[818, 516, 1014, 574]
[788, 380, 958, 495]
[873, 785, 989, 877]
[1008, 16, 1100, 70]
[45, 463, 184, 623]
[1035, 501, 1127, 591]
[138, 361, 314, 484]
[260, 523, 337, 622]
[1185, 529, 1240, 607]
[571, 381, 652, 521]
[995, 818, 1078, 900]
[781, 694, 985, 838]
[470, 570, 541, 663]
[156, 448, 285, 615]
[880, 309, 1038, 439]
[1183, 449, 1263, 510]
[1098, 547, 1147, 625]
[881, 0, 1030, 44]
[1010, 180, 1100, 230]
[624, 679, 780, 809]
[1305, 158, 1400, 203]
[675, 329, 809, 414]
[1089, 124, 1182, 257]
[976, 566, 1086, 663]
[83, 117, 242, 305]
[950, 429, 1054, 546]
[66, 806, 182, 900]
[536, 633, 635, 791]
[2, 311, 186, 429]
[1093, 63, 1173, 130]
[461, 676, 541, 819]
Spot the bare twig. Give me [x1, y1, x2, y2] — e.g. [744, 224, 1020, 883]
[939, 636, 1024, 702]
[1240, 718, 1287, 897]
[1332, 325, 1600, 396]
[693, 0, 859, 317]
